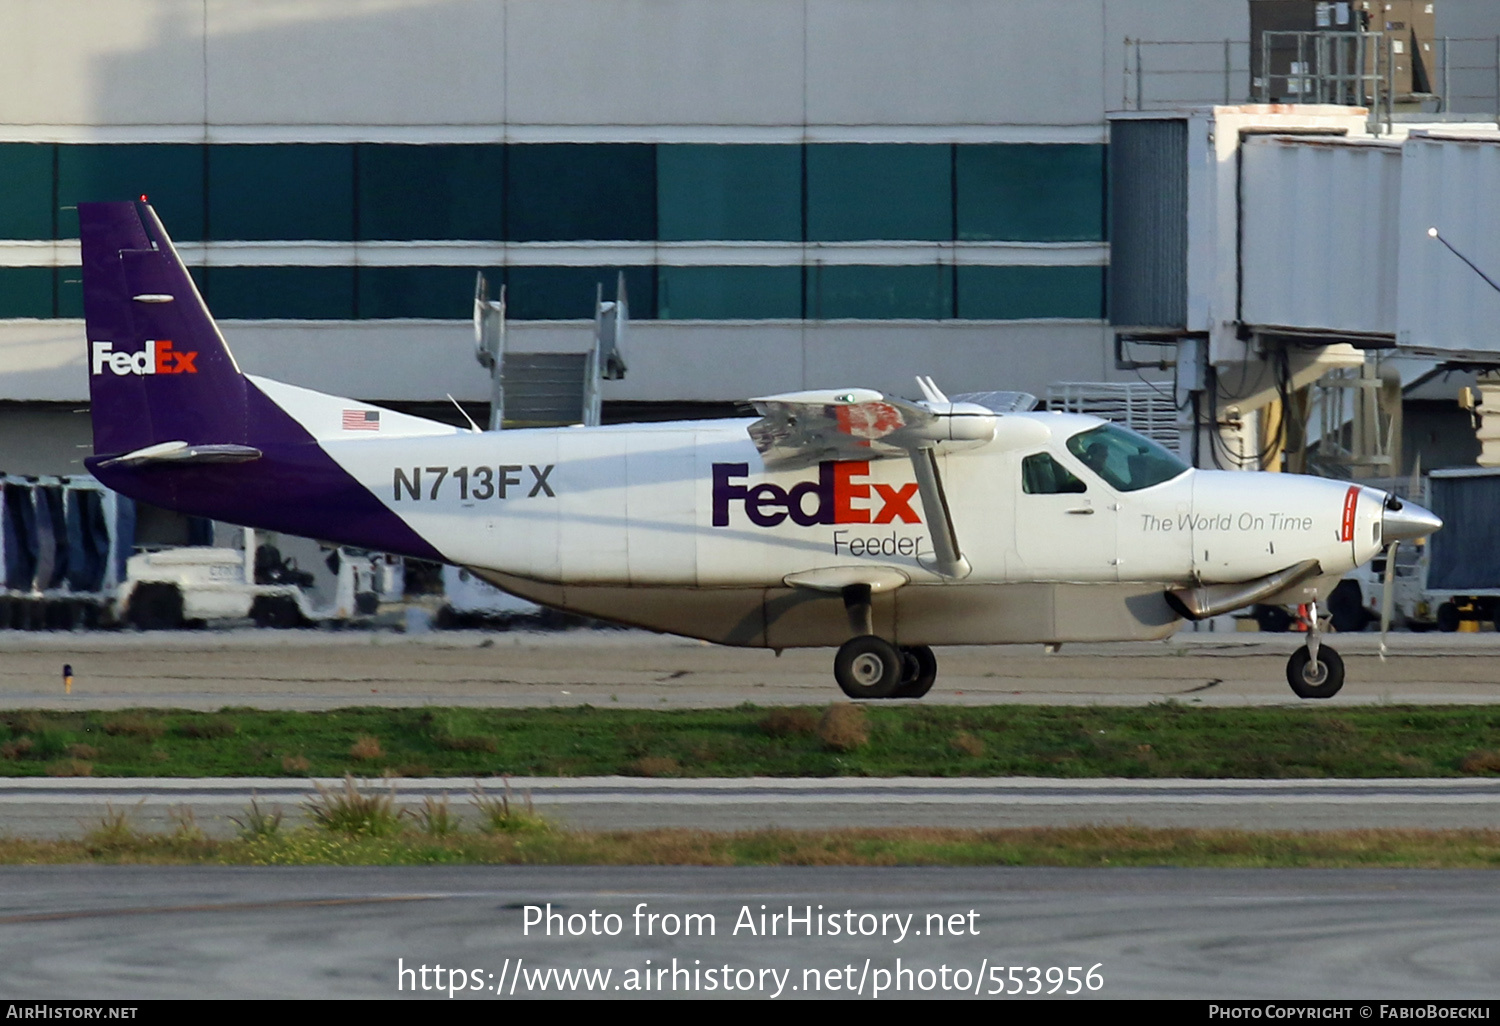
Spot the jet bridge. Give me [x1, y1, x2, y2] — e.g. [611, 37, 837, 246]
[1109, 104, 1500, 471]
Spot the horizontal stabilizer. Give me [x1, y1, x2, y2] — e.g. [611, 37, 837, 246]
[98, 440, 263, 469]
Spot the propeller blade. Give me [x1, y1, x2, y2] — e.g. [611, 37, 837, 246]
[1379, 540, 1400, 661]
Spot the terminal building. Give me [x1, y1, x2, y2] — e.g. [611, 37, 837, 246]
[3, 0, 1500, 477]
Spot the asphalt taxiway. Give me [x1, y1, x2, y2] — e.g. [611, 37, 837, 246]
[2, 627, 1499, 710]
[2, 865, 1498, 999]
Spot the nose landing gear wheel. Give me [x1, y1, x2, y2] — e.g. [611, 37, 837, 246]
[834, 635, 902, 699]
[894, 645, 938, 699]
[1286, 645, 1344, 699]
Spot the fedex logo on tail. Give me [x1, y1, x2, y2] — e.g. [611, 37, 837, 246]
[90, 340, 198, 376]
[712, 461, 919, 527]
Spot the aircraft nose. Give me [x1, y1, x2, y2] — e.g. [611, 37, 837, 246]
[1382, 496, 1442, 544]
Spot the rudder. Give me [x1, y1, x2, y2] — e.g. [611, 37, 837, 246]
[80, 201, 249, 458]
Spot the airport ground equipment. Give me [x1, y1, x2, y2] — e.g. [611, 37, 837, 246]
[1, 472, 391, 630]
[1344, 467, 1500, 631]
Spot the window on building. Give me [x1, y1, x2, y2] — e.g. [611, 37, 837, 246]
[806, 144, 951, 241]
[657, 145, 801, 241]
[204, 266, 355, 319]
[956, 144, 1105, 242]
[57, 144, 206, 241]
[0, 267, 53, 318]
[208, 145, 355, 241]
[506, 144, 656, 242]
[809, 264, 952, 319]
[956, 265, 1104, 320]
[0, 144, 56, 240]
[658, 265, 801, 319]
[358, 145, 505, 241]
[503, 265, 656, 320]
[358, 266, 480, 319]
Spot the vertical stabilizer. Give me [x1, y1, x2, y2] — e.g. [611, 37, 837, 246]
[80, 201, 249, 457]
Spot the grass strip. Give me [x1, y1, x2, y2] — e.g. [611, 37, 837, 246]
[3, 825, 1500, 868]
[1, 703, 1499, 779]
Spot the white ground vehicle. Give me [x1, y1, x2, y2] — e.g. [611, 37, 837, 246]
[119, 530, 392, 629]
[2, 472, 398, 630]
[1342, 468, 1500, 632]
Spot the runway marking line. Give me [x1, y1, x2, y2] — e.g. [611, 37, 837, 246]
[0, 893, 438, 924]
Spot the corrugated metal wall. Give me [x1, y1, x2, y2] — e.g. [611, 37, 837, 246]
[1397, 135, 1500, 356]
[1108, 118, 1188, 330]
[1241, 135, 1401, 335]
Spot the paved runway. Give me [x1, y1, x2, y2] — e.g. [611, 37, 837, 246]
[6, 776, 1500, 837]
[2, 865, 1498, 999]
[2, 628, 1500, 709]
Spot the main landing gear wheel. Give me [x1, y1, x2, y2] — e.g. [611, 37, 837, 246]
[834, 635, 902, 700]
[894, 645, 938, 699]
[1286, 645, 1345, 699]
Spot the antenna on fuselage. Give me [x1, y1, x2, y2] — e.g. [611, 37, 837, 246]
[446, 394, 482, 434]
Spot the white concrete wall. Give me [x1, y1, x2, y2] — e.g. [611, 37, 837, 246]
[0, 0, 1248, 141]
[0, 318, 1117, 406]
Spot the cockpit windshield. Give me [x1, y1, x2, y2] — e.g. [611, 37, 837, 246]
[1065, 423, 1189, 492]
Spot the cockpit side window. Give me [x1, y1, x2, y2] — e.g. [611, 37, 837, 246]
[1021, 452, 1087, 494]
[1064, 423, 1189, 492]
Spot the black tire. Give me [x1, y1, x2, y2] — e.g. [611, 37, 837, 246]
[834, 635, 902, 700]
[127, 584, 184, 631]
[1436, 602, 1461, 633]
[250, 595, 303, 629]
[1254, 605, 1293, 633]
[1286, 645, 1345, 699]
[893, 645, 938, 699]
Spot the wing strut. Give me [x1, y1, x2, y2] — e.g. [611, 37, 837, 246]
[909, 449, 971, 580]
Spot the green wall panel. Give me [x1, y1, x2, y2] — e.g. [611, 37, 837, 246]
[658, 265, 801, 319]
[504, 266, 655, 320]
[657, 145, 801, 241]
[358, 145, 505, 241]
[507, 145, 656, 242]
[0, 267, 53, 318]
[957, 144, 1105, 242]
[808, 264, 953, 319]
[0, 145, 55, 240]
[208, 145, 354, 241]
[204, 266, 355, 319]
[807, 144, 951, 242]
[56, 144, 205, 241]
[358, 265, 478, 319]
[956, 265, 1104, 319]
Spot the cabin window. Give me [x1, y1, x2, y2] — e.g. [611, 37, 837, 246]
[1021, 452, 1087, 494]
[1065, 423, 1189, 492]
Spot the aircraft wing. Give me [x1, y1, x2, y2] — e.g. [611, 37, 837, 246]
[746, 381, 1022, 580]
[748, 389, 943, 469]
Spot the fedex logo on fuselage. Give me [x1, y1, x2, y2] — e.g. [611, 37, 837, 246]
[712, 461, 919, 527]
[90, 340, 198, 376]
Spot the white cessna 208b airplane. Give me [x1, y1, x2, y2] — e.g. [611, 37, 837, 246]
[79, 201, 1441, 700]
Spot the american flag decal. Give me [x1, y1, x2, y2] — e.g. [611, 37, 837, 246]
[342, 409, 380, 431]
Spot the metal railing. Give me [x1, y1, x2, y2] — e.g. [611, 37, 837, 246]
[1255, 31, 1384, 107]
[1122, 39, 1251, 110]
[1123, 34, 1500, 118]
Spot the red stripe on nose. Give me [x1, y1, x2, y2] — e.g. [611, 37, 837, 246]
[1340, 485, 1359, 543]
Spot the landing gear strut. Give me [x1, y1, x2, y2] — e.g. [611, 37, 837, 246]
[1286, 600, 1345, 699]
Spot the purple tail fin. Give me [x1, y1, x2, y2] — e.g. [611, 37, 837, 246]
[80, 201, 250, 458]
